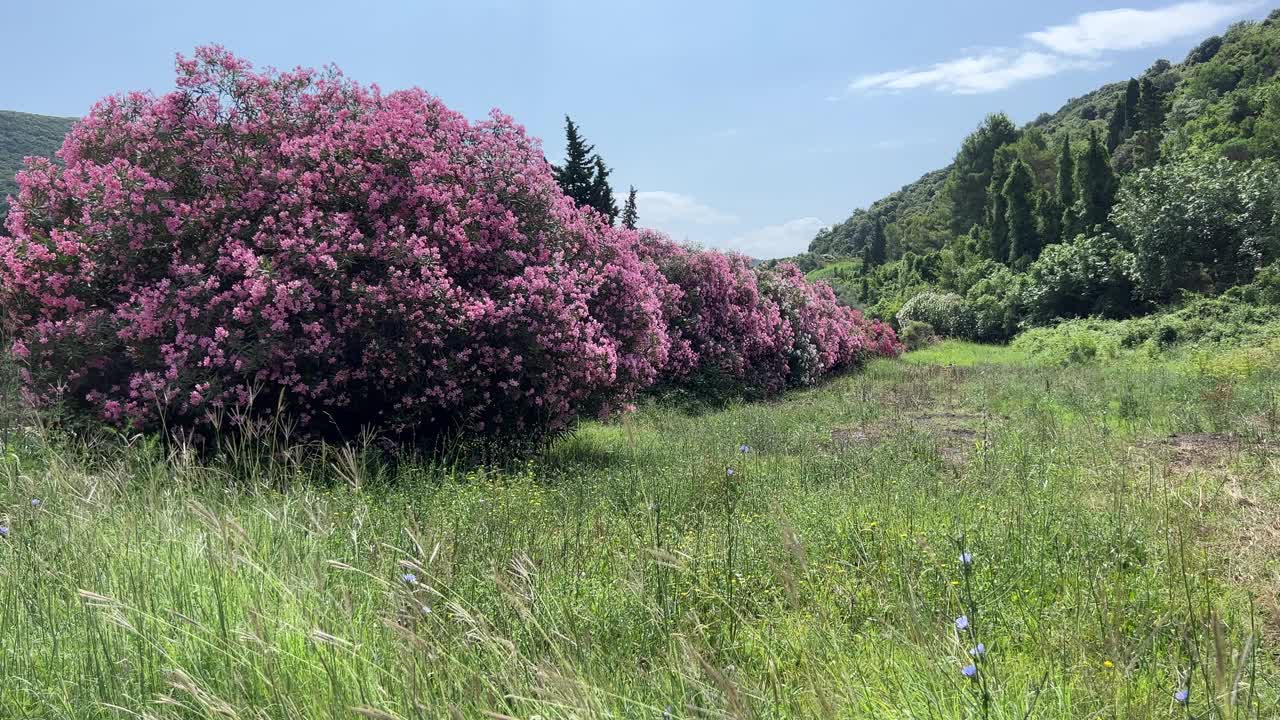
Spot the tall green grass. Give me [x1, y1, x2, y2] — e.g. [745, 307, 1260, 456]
[1, 345, 1277, 718]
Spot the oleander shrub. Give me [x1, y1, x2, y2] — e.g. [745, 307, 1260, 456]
[0, 47, 671, 442]
[0, 47, 900, 444]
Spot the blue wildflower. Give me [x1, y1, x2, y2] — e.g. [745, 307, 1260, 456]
[739, 444, 750, 455]
[725, 467, 735, 477]
[0, 526, 8, 538]
[1174, 689, 1188, 704]
[955, 615, 970, 631]
[30, 498, 41, 508]
[401, 573, 418, 586]
[969, 643, 985, 657]
[961, 664, 977, 679]
[960, 551, 973, 567]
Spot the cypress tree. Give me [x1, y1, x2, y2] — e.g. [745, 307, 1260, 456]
[587, 156, 617, 223]
[986, 149, 1014, 262]
[1035, 187, 1062, 251]
[1003, 159, 1038, 265]
[620, 186, 639, 230]
[554, 116, 596, 208]
[869, 217, 888, 266]
[1106, 95, 1127, 152]
[1136, 77, 1165, 132]
[1074, 129, 1118, 233]
[1123, 78, 1140, 135]
[1056, 134, 1075, 214]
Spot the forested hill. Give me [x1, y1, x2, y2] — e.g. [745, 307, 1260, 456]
[805, 11, 1279, 265]
[793, 10, 1280, 344]
[0, 110, 76, 217]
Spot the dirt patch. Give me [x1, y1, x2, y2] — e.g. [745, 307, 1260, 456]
[1136, 432, 1253, 472]
[832, 410, 998, 465]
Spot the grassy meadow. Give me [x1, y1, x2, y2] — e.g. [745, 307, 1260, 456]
[1, 342, 1278, 718]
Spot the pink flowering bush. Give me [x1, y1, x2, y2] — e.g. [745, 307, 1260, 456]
[634, 232, 899, 400]
[0, 47, 899, 443]
[0, 47, 668, 440]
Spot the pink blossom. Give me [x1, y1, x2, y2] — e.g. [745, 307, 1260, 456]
[0, 47, 899, 443]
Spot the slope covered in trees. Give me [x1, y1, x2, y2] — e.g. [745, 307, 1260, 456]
[796, 10, 1280, 344]
[0, 110, 75, 219]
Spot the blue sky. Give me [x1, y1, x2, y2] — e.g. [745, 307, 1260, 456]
[2, 1, 1270, 257]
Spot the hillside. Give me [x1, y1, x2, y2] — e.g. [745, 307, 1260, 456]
[0, 110, 76, 219]
[799, 10, 1280, 344]
[806, 11, 1280, 264]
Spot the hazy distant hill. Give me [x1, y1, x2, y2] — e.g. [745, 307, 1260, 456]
[1, 110, 76, 219]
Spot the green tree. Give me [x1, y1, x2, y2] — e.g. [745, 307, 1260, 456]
[1106, 95, 1128, 152]
[868, 217, 888, 266]
[985, 147, 1017, 262]
[587, 155, 617, 223]
[1004, 159, 1038, 266]
[1073, 129, 1118, 233]
[1035, 187, 1062, 253]
[1113, 157, 1280, 303]
[1123, 78, 1140, 134]
[554, 116, 595, 208]
[620, 186, 639, 229]
[943, 113, 1020, 235]
[1055, 134, 1076, 241]
[1135, 76, 1165, 132]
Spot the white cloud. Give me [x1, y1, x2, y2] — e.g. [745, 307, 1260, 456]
[843, 1, 1253, 97]
[849, 50, 1094, 95]
[1027, 1, 1255, 56]
[633, 191, 738, 226]
[633, 191, 822, 259]
[721, 217, 826, 259]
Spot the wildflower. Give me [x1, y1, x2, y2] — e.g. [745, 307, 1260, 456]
[30, 498, 41, 508]
[1103, 659, 1114, 669]
[725, 467, 735, 477]
[969, 643, 985, 657]
[1174, 689, 1188, 704]
[739, 444, 750, 454]
[955, 615, 970, 631]
[961, 664, 977, 679]
[960, 551, 973, 567]
[0, 526, 8, 538]
[401, 573, 418, 586]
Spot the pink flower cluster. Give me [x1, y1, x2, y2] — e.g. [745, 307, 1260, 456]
[0, 47, 899, 441]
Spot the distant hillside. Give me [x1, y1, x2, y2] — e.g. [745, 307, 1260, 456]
[1, 110, 76, 219]
[807, 10, 1280, 262]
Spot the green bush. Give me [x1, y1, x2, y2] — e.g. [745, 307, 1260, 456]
[896, 292, 973, 338]
[898, 320, 937, 351]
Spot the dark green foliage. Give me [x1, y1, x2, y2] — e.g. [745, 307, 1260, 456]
[1124, 78, 1141, 134]
[554, 116, 596, 208]
[1034, 188, 1062, 257]
[0, 110, 76, 222]
[1114, 157, 1280, 303]
[1023, 233, 1139, 324]
[1106, 95, 1128, 152]
[944, 113, 1020, 235]
[1003, 160, 1038, 265]
[1056, 134, 1075, 216]
[554, 116, 618, 222]
[1073, 130, 1117, 233]
[621, 186, 638, 230]
[868, 217, 887, 266]
[588, 156, 617, 223]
